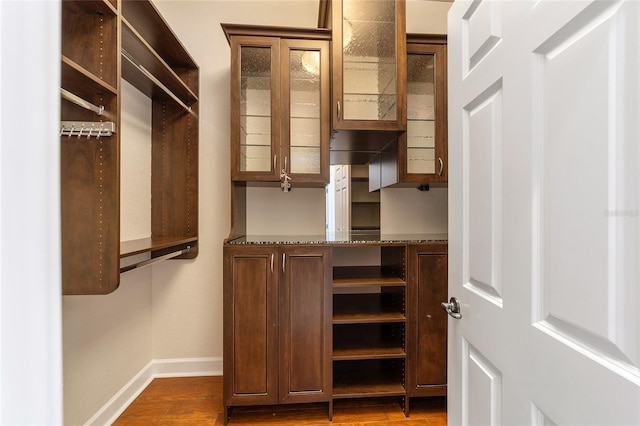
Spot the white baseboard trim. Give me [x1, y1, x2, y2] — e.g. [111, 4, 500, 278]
[85, 357, 223, 426]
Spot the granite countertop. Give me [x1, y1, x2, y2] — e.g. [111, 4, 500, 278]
[226, 231, 448, 245]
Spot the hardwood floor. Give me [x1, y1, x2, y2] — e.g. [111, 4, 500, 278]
[113, 376, 447, 425]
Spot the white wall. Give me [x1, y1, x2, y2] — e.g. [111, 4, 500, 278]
[0, 2, 63, 424]
[61, 1, 451, 424]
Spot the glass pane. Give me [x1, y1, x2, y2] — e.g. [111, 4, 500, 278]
[406, 52, 436, 174]
[290, 49, 321, 174]
[342, 0, 397, 121]
[240, 46, 272, 172]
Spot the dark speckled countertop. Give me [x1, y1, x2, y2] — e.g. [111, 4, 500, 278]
[226, 231, 448, 245]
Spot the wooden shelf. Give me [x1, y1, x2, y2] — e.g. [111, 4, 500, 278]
[61, 56, 118, 96]
[120, 236, 198, 258]
[333, 359, 406, 399]
[333, 294, 405, 324]
[122, 0, 199, 73]
[334, 322, 405, 360]
[62, 0, 118, 88]
[333, 343, 405, 361]
[333, 379, 406, 399]
[121, 22, 198, 106]
[333, 266, 406, 287]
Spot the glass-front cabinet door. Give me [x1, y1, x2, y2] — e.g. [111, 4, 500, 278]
[231, 36, 280, 181]
[398, 37, 447, 183]
[331, 0, 406, 131]
[228, 30, 330, 185]
[281, 39, 330, 183]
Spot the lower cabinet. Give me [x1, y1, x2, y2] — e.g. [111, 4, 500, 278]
[223, 245, 332, 424]
[223, 241, 447, 422]
[407, 243, 448, 397]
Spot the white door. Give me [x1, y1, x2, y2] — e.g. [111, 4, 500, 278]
[334, 165, 351, 233]
[448, 1, 640, 425]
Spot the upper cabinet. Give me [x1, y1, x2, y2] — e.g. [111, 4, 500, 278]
[331, 0, 406, 130]
[327, 0, 407, 164]
[369, 34, 448, 190]
[399, 34, 447, 184]
[223, 25, 331, 186]
[61, 0, 199, 295]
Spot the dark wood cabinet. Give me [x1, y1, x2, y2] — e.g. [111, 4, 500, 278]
[223, 240, 447, 420]
[399, 35, 448, 185]
[61, 0, 199, 294]
[329, 0, 406, 132]
[223, 245, 332, 424]
[406, 243, 448, 397]
[369, 34, 448, 190]
[222, 25, 331, 186]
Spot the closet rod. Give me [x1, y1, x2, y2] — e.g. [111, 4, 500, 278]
[120, 246, 191, 274]
[60, 88, 105, 116]
[121, 49, 194, 115]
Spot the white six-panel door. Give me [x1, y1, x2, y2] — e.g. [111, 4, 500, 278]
[448, 1, 640, 424]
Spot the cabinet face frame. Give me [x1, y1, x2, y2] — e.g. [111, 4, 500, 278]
[330, 0, 407, 132]
[398, 40, 447, 184]
[230, 36, 281, 181]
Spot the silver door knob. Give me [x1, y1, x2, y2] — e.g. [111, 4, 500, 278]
[441, 297, 462, 319]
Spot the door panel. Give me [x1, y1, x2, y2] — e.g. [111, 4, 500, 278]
[464, 80, 503, 305]
[532, 0, 639, 372]
[407, 244, 448, 397]
[223, 247, 278, 406]
[279, 246, 332, 403]
[449, 0, 640, 425]
[463, 340, 502, 426]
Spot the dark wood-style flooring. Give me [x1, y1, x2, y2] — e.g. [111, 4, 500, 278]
[113, 376, 447, 425]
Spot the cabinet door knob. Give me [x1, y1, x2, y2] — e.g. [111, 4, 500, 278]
[273, 155, 277, 172]
[270, 253, 274, 273]
[282, 253, 286, 273]
[438, 157, 444, 176]
[337, 101, 341, 120]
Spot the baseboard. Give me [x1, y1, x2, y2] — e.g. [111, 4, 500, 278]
[85, 357, 223, 426]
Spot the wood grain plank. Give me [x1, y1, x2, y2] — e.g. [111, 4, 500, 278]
[113, 376, 446, 425]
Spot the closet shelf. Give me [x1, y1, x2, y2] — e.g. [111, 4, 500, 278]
[61, 56, 118, 97]
[122, 0, 198, 71]
[121, 21, 198, 106]
[120, 236, 198, 258]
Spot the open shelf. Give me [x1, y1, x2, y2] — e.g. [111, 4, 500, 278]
[333, 359, 406, 399]
[333, 323, 405, 360]
[62, 0, 118, 89]
[121, 0, 198, 90]
[333, 266, 405, 287]
[120, 236, 198, 258]
[121, 22, 198, 107]
[333, 293, 405, 324]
